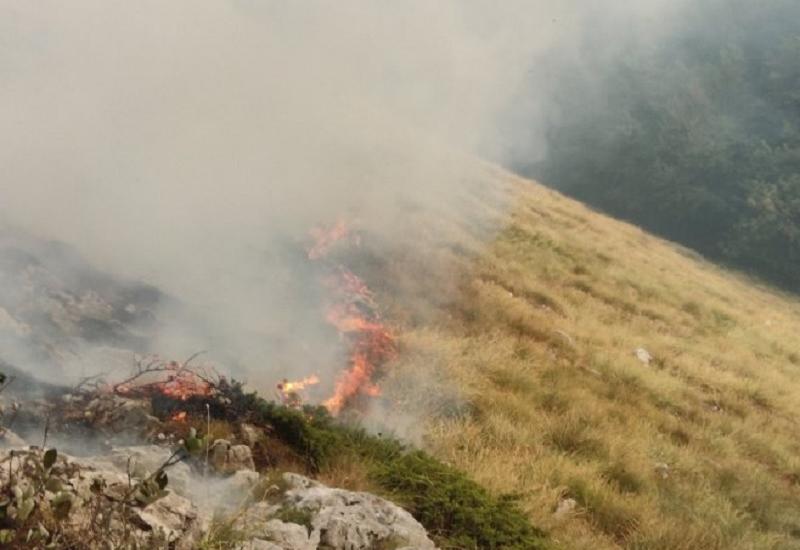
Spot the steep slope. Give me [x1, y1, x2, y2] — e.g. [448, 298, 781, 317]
[369, 167, 800, 549]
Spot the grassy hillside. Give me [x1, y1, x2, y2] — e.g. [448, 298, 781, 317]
[365, 167, 800, 549]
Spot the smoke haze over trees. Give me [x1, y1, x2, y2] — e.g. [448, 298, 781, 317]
[519, 0, 800, 291]
[2, 0, 798, 392]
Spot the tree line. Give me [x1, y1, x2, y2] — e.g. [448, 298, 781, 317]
[529, 0, 800, 291]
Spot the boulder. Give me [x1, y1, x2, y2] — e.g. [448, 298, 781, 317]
[239, 423, 263, 447]
[0, 448, 199, 548]
[0, 445, 437, 549]
[237, 473, 436, 550]
[210, 439, 256, 473]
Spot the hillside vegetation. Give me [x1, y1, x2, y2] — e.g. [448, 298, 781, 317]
[532, 0, 800, 291]
[368, 168, 800, 549]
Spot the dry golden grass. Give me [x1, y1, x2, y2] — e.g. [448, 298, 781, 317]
[369, 166, 800, 549]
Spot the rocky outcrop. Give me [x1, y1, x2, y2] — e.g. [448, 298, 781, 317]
[236, 473, 436, 550]
[0, 445, 435, 549]
[0, 447, 199, 548]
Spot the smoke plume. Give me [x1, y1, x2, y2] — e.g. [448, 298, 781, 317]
[0, 1, 683, 404]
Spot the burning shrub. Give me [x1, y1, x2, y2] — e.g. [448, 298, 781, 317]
[112, 354, 215, 402]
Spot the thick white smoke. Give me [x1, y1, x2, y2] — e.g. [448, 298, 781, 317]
[0, 1, 682, 394]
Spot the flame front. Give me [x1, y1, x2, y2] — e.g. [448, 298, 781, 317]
[158, 361, 213, 400]
[277, 374, 320, 407]
[113, 357, 213, 402]
[278, 374, 320, 394]
[308, 221, 397, 415]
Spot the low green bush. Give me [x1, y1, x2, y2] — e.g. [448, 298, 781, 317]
[193, 382, 549, 549]
[372, 451, 548, 549]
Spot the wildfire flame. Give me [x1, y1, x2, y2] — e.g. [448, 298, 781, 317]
[106, 220, 393, 418]
[278, 374, 320, 394]
[308, 221, 397, 415]
[307, 219, 352, 260]
[157, 362, 213, 400]
[170, 411, 188, 423]
[277, 375, 320, 407]
[114, 358, 214, 401]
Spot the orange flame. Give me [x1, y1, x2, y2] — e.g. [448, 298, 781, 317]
[307, 219, 351, 260]
[159, 362, 213, 400]
[309, 220, 396, 415]
[277, 375, 320, 408]
[277, 374, 320, 394]
[114, 358, 213, 401]
[321, 307, 396, 415]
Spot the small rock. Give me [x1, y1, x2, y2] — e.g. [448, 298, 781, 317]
[654, 462, 670, 479]
[634, 347, 652, 365]
[554, 497, 577, 518]
[239, 423, 263, 447]
[210, 439, 255, 473]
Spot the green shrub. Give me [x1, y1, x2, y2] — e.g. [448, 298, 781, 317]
[372, 451, 547, 549]
[193, 383, 549, 549]
[275, 505, 314, 534]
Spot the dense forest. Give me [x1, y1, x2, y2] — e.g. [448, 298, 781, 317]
[527, 0, 800, 291]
